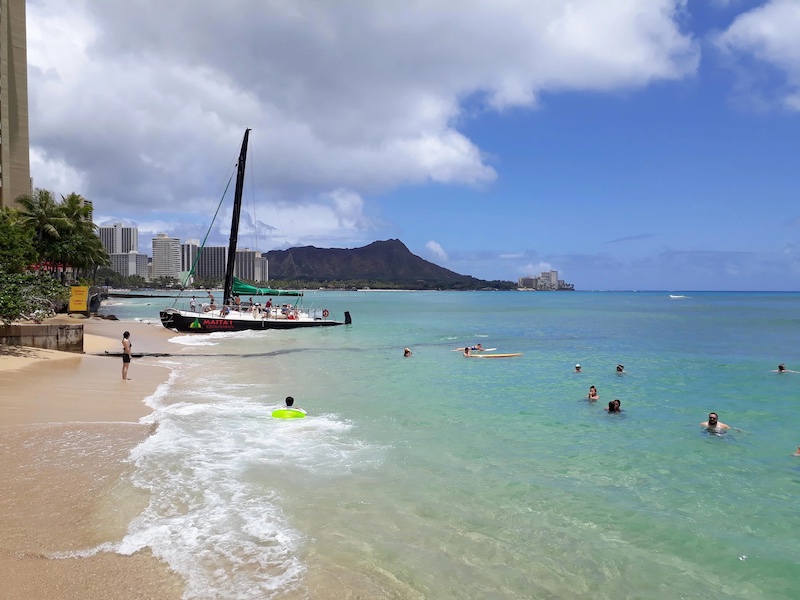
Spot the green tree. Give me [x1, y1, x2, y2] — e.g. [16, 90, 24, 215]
[54, 193, 110, 281]
[0, 208, 37, 273]
[0, 272, 70, 325]
[15, 189, 70, 267]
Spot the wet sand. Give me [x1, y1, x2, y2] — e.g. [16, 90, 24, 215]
[0, 318, 185, 600]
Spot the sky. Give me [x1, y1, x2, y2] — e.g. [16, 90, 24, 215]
[25, 0, 800, 291]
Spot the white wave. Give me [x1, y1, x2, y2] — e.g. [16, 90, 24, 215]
[669, 294, 689, 299]
[121, 361, 383, 598]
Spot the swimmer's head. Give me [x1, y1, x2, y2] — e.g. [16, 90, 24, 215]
[285, 396, 294, 407]
[778, 364, 786, 371]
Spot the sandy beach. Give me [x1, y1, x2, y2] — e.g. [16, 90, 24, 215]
[0, 318, 185, 600]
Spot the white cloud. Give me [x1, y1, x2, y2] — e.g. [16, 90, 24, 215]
[426, 241, 449, 262]
[715, 0, 800, 110]
[521, 261, 554, 275]
[26, 1, 699, 249]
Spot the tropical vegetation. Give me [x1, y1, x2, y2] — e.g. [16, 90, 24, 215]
[0, 189, 109, 323]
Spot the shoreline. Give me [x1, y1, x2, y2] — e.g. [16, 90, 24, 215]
[0, 318, 185, 599]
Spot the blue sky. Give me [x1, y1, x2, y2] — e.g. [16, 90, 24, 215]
[26, 0, 800, 290]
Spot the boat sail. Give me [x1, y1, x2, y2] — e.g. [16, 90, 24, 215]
[160, 129, 351, 332]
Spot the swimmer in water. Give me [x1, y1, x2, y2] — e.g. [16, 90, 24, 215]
[700, 412, 729, 432]
[587, 385, 599, 401]
[793, 446, 800, 457]
[616, 364, 625, 374]
[772, 364, 799, 373]
[463, 347, 471, 357]
[284, 396, 307, 415]
[404, 347, 412, 357]
[574, 364, 582, 373]
[605, 399, 621, 413]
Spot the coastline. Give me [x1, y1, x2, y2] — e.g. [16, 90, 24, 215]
[0, 318, 185, 599]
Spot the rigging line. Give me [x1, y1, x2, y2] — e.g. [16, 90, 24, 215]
[244, 134, 260, 258]
[168, 171, 236, 308]
[248, 135, 302, 290]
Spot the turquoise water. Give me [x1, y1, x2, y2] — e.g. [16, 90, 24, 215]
[103, 291, 800, 599]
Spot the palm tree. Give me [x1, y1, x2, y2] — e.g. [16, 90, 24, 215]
[15, 189, 70, 271]
[55, 192, 110, 281]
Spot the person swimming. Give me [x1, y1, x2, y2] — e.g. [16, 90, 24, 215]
[700, 412, 729, 432]
[587, 385, 599, 401]
[606, 399, 621, 413]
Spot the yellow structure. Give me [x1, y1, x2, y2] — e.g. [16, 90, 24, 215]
[0, 0, 31, 209]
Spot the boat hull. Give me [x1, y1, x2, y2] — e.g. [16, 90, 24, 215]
[160, 309, 350, 332]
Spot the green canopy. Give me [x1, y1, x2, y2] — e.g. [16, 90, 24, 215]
[232, 277, 304, 297]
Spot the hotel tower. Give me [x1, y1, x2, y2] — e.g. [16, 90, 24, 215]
[0, 0, 31, 209]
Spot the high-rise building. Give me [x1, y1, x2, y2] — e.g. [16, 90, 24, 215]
[151, 233, 181, 280]
[181, 239, 200, 272]
[256, 255, 268, 283]
[196, 246, 227, 280]
[234, 249, 258, 281]
[0, 0, 31, 209]
[98, 223, 138, 254]
[110, 251, 150, 280]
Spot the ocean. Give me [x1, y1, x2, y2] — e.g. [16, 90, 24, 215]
[99, 291, 800, 599]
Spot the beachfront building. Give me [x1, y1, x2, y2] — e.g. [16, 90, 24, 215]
[151, 233, 181, 280]
[196, 246, 226, 280]
[518, 270, 574, 291]
[234, 249, 268, 283]
[181, 239, 200, 272]
[0, 0, 31, 209]
[110, 251, 150, 281]
[99, 223, 138, 255]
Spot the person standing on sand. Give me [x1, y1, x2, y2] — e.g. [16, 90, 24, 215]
[122, 331, 132, 380]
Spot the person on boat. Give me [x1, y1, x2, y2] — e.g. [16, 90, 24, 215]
[189, 296, 196, 312]
[606, 399, 621, 413]
[221, 305, 231, 316]
[587, 386, 599, 401]
[206, 291, 217, 312]
[700, 412, 729, 432]
[285, 396, 307, 415]
[266, 298, 272, 309]
[234, 295, 241, 311]
[574, 364, 582, 373]
[404, 347, 412, 357]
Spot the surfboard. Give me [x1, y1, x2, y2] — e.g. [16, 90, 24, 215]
[468, 353, 521, 358]
[271, 408, 307, 419]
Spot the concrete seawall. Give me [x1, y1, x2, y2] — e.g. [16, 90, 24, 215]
[0, 324, 84, 353]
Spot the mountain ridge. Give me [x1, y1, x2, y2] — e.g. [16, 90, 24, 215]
[263, 239, 511, 290]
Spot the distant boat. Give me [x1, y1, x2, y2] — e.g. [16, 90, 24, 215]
[160, 130, 351, 333]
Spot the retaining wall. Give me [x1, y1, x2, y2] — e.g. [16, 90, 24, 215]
[0, 323, 84, 353]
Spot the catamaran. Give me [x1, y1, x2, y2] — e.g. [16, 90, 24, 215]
[159, 129, 351, 333]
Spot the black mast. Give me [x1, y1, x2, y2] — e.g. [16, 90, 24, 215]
[222, 129, 250, 307]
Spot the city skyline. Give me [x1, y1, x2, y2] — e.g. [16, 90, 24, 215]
[24, 1, 800, 290]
